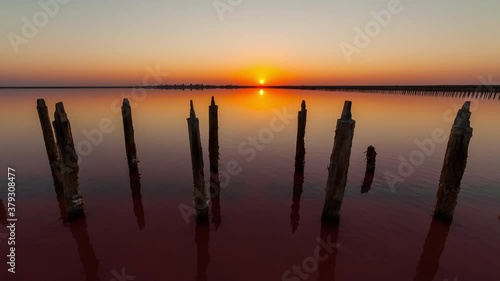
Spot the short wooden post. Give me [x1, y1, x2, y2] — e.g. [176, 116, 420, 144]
[361, 146, 377, 194]
[295, 100, 307, 174]
[187, 100, 209, 221]
[52, 102, 84, 219]
[208, 96, 219, 175]
[433, 101, 473, 222]
[37, 99, 59, 165]
[322, 101, 355, 223]
[122, 98, 139, 171]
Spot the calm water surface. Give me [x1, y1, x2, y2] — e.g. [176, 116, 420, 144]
[0, 89, 499, 281]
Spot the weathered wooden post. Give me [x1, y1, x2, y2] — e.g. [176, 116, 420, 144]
[187, 100, 209, 221]
[37, 99, 59, 165]
[433, 101, 473, 222]
[208, 96, 221, 212]
[322, 101, 355, 223]
[361, 146, 377, 194]
[295, 100, 307, 174]
[122, 98, 139, 171]
[209, 96, 219, 176]
[52, 102, 84, 219]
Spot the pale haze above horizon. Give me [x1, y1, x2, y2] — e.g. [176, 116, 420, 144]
[1, 0, 499, 86]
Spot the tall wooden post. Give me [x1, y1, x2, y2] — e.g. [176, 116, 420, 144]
[433, 101, 473, 222]
[322, 101, 355, 223]
[295, 100, 307, 174]
[122, 98, 139, 171]
[187, 100, 209, 221]
[208, 96, 219, 175]
[37, 99, 59, 165]
[52, 102, 84, 219]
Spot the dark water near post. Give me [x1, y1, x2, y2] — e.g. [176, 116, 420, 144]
[0, 89, 499, 281]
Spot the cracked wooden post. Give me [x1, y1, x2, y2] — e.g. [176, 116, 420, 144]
[322, 101, 355, 223]
[52, 102, 84, 219]
[188, 100, 209, 221]
[433, 101, 473, 222]
[295, 100, 307, 174]
[122, 98, 139, 171]
[37, 99, 59, 166]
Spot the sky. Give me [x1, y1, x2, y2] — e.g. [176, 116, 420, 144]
[0, 0, 499, 86]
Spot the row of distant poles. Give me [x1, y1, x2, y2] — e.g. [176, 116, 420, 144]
[36, 97, 473, 224]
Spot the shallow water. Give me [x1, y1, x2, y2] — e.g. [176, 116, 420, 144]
[0, 89, 499, 281]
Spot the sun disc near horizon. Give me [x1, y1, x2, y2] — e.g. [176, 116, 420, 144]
[259, 79, 265, 85]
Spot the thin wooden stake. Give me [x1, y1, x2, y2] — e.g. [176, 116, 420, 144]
[322, 101, 356, 223]
[187, 100, 209, 221]
[121, 98, 139, 171]
[209, 96, 219, 175]
[52, 102, 84, 219]
[433, 101, 473, 222]
[295, 100, 307, 174]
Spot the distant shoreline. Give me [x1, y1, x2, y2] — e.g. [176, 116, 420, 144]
[1, 84, 499, 94]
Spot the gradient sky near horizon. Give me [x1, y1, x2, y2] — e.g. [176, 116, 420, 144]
[1, 0, 499, 86]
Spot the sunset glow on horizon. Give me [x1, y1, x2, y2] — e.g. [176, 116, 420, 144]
[1, 1, 499, 86]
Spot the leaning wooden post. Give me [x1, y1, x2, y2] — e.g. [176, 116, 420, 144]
[322, 101, 356, 223]
[208, 96, 219, 175]
[37, 99, 59, 165]
[52, 102, 84, 219]
[187, 100, 209, 221]
[433, 101, 473, 222]
[121, 98, 139, 171]
[295, 100, 307, 174]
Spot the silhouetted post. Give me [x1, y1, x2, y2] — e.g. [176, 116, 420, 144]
[53, 102, 84, 219]
[209, 96, 219, 175]
[37, 99, 59, 166]
[322, 101, 356, 223]
[295, 100, 307, 174]
[433, 101, 473, 222]
[361, 146, 377, 193]
[68, 218, 101, 281]
[187, 101, 209, 221]
[122, 98, 138, 171]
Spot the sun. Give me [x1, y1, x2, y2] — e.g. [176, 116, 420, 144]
[259, 79, 265, 85]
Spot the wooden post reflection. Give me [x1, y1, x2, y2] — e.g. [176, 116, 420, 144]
[195, 221, 210, 281]
[413, 219, 451, 281]
[129, 171, 145, 230]
[67, 218, 102, 281]
[290, 172, 304, 233]
[317, 222, 340, 281]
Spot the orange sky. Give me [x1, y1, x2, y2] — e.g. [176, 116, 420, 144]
[1, 1, 499, 86]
